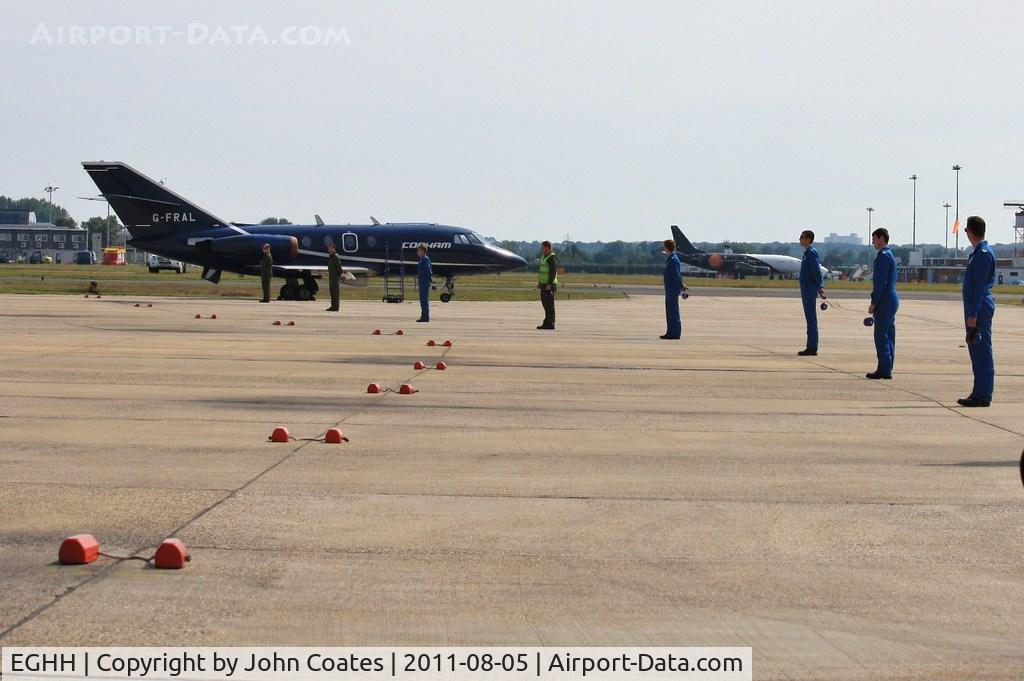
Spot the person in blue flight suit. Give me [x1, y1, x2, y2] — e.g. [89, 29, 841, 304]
[958, 216, 996, 407]
[416, 244, 433, 322]
[797, 230, 825, 355]
[866, 227, 899, 379]
[661, 239, 684, 339]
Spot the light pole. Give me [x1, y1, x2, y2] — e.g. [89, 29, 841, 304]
[866, 206, 874, 263]
[43, 185, 60, 223]
[942, 202, 951, 256]
[909, 174, 918, 250]
[952, 164, 962, 254]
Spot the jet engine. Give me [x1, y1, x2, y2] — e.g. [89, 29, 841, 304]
[194, 234, 298, 261]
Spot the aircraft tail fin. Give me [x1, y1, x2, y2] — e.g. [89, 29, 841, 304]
[82, 162, 230, 239]
[670, 225, 702, 254]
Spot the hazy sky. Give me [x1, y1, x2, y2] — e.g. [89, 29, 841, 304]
[2, 1, 1022, 244]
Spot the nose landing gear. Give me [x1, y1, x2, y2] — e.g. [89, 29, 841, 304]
[439, 276, 456, 303]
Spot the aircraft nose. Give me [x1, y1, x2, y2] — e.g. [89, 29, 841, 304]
[488, 244, 527, 271]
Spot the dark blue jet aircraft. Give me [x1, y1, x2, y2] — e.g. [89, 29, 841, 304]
[83, 162, 527, 301]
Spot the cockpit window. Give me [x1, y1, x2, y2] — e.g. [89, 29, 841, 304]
[454, 234, 470, 245]
[466, 232, 484, 245]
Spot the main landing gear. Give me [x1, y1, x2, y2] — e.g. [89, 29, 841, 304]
[278, 273, 319, 301]
[439, 276, 456, 303]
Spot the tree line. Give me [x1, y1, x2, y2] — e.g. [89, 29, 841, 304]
[496, 238, 1002, 273]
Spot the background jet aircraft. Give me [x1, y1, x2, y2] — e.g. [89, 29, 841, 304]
[671, 225, 828, 278]
[83, 162, 527, 301]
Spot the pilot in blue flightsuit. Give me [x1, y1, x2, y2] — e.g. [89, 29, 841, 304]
[958, 216, 996, 407]
[867, 227, 899, 379]
[797, 230, 824, 355]
[416, 244, 432, 322]
[661, 239, 684, 339]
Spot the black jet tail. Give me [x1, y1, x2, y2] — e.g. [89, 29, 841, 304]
[670, 225, 702, 254]
[82, 162, 230, 239]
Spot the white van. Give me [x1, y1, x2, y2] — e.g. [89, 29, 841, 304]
[147, 253, 188, 274]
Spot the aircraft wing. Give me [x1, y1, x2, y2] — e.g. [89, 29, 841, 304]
[275, 264, 373, 281]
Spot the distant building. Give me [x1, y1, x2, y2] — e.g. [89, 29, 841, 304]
[0, 210, 88, 263]
[0, 209, 37, 225]
[904, 256, 1021, 285]
[823, 232, 863, 246]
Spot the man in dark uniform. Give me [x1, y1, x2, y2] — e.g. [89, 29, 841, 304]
[797, 229, 825, 355]
[326, 242, 342, 311]
[661, 239, 684, 339]
[416, 244, 432, 322]
[537, 240, 558, 330]
[958, 216, 996, 407]
[259, 243, 273, 303]
[867, 227, 899, 379]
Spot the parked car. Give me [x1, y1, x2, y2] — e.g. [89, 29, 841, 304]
[0, 251, 10, 264]
[75, 250, 97, 265]
[42, 255, 53, 264]
[29, 250, 43, 264]
[147, 254, 188, 274]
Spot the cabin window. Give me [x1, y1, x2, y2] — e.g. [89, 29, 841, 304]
[366, 235, 377, 248]
[342, 232, 358, 252]
[323, 236, 333, 247]
[301, 236, 312, 248]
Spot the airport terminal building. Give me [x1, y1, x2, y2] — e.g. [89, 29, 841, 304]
[0, 210, 89, 263]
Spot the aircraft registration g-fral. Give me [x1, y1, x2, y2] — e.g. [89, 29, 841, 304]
[671, 225, 830, 278]
[82, 162, 528, 301]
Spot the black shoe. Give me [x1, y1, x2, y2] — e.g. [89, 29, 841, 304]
[865, 372, 892, 380]
[259, 299, 270, 303]
[660, 334, 680, 340]
[416, 318, 429, 322]
[956, 397, 990, 408]
[326, 307, 339, 312]
[537, 325, 554, 330]
[797, 349, 817, 356]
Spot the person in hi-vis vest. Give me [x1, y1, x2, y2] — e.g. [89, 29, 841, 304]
[537, 241, 558, 330]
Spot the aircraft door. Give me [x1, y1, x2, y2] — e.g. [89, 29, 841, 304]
[342, 232, 358, 253]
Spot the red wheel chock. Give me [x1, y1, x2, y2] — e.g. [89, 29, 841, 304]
[154, 538, 189, 569]
[59, 534, 100, 565]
